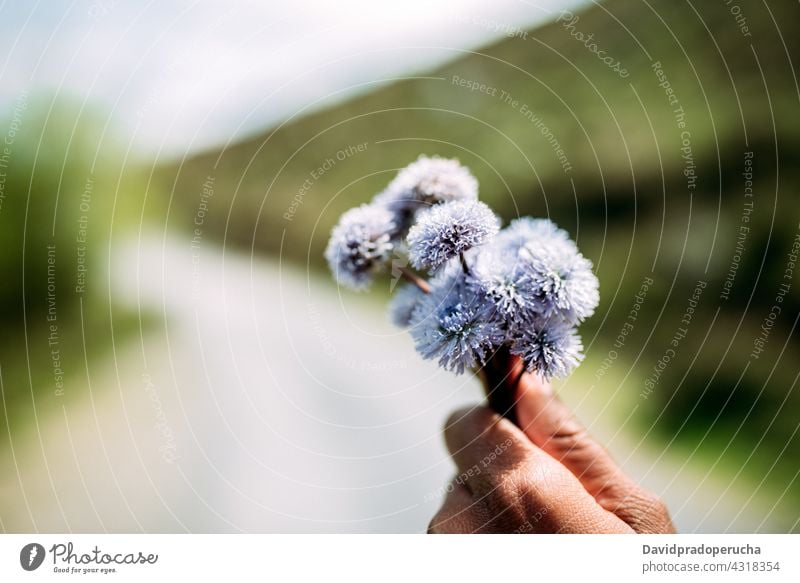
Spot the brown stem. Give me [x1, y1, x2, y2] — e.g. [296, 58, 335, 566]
[398, 266, 431, 294]
[478, 346, 524, 425]
[459, 251, 469, 275]
[398, 261, 520, 421]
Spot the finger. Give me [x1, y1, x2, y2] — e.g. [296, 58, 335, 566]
[443, 406, 634, 533]
[515, 373, 625, 498]
[428, 481, 484, 534]
[515, 373, 675, 533]
[443, 405, 535, 495]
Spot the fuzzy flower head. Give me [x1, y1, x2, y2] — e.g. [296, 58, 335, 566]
[407, 200, 499, 272]
[521, 237, 599, 323]
[469, 242, 537, 325]
[510, 318, 584, 380]
[388, 283, 425, 327]
[409, 270, 505, 374]
[375, 156, 479, 233]
[373, 185, 418, 234]
[389, 155, 478, 206]
[325, 204, 395, 290]
[494, 217, 570, 255]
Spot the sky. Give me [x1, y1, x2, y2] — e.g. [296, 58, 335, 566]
[0, 0, 586, 157]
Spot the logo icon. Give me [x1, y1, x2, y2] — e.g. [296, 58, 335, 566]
[20, 543, 46, 571]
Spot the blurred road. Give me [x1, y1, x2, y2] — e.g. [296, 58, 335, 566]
[0, 235, 781, 533]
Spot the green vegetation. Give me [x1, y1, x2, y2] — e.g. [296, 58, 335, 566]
[0, 98, 155, 437]
[162, 0, 800, 524]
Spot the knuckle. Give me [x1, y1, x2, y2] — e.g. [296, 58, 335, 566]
[507, 473, 561, 532]
[649, 496, 672, 525]
[638, 488, 669, 516]
[478, 470, 532, 529]
[464, 460, 565, 533]
[547, 420, 590, 454]
[465, 468, 504, 500]
[467, 461, 519, 500]
[616, 487, 675, 533]
[466, 446, 529, 499]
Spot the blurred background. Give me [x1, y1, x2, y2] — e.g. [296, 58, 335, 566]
[1, 0, 798, 533]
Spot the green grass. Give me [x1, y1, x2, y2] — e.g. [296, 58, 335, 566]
[0, 306, 148, 442]
[0, 97, 163, 439]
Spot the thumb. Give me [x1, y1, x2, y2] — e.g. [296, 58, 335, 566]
[515, 372, 674, 533]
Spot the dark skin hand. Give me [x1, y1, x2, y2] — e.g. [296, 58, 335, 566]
[429, 358, 676, 534]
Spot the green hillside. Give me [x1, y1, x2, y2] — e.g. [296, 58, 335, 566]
[161, 0, 800, 525]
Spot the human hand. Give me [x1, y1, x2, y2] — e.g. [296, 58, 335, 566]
[429, 360, 675, 533]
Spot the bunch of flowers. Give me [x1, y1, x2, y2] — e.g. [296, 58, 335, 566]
[325, 156, 599, 414]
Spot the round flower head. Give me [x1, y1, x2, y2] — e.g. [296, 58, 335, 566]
[494, 217, 569, 255]
[373, 184, 418, 234]
[469, 241, 537, 327]
[510, 318, 584, 380]
[375, 156, 479, 233]
[388, 283, 425, 327]
[325, 204, 395, 290]
[389, 155, 478, 206]
[407, 200, 499, 272]
[409, 269, 505, 374]
[521, 237, 599, 323]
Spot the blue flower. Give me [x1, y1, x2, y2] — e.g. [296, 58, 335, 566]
[409, 270, 505, 374]
[482, 219, 598, 325]
[382, 155, 478, 208]
[325, 204, 395, 290]
[469, 242, 537, 325]
[327, 156, 599, 384]
[375, 156, 479, 235]
[510, 318, 584, 380]
[374, 185, 419, 234]
[388, 284, 425, 327]
[521, 237, 599, 323]
[407, 200, 499, 272]
[494, 217, 569, 255]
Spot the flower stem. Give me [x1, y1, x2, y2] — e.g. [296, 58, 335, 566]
[478, 347, 523, 425]
[398, 267, 431, 294]
[459, 251, 470, 275]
